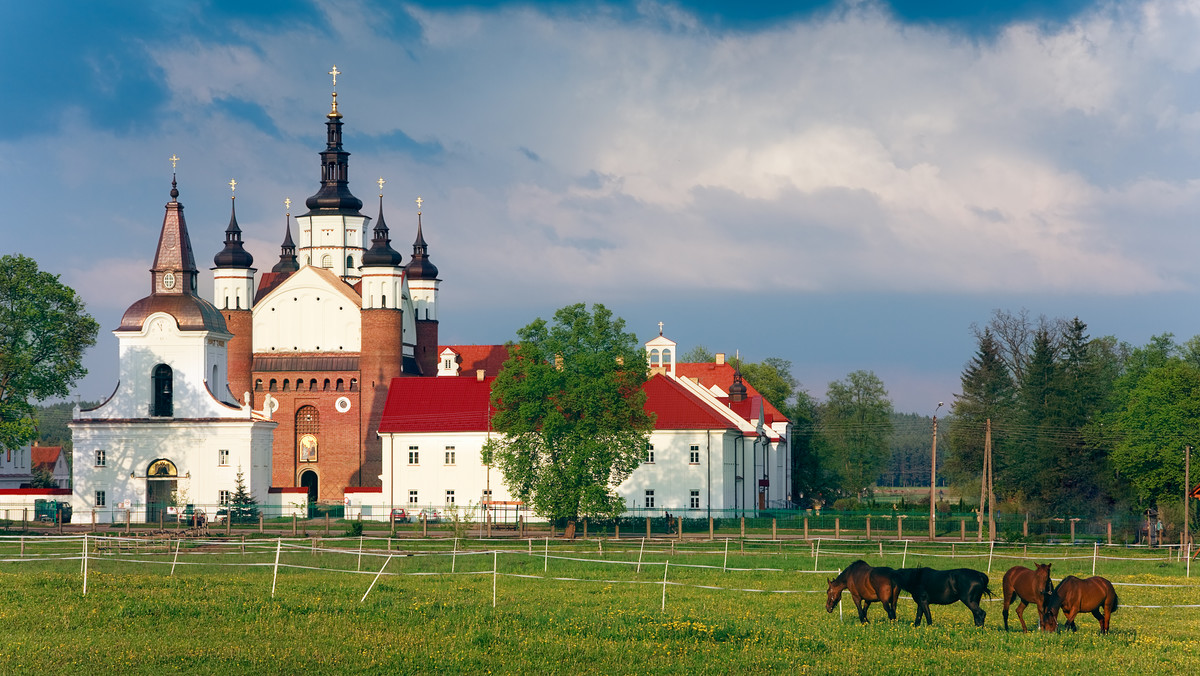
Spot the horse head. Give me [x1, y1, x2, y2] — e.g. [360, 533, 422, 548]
[1041, 591, 1061, 631]
[1034, 563, 1053, 596]
[825, 578, 846, 613]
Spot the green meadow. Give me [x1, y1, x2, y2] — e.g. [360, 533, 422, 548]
[0, 536, 1197, 674]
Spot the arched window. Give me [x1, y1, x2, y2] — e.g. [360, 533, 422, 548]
[335, 378, 344, 391]
[295, 379, 304, 392]
[282, 379, 290, 391]
[346, 255, 353, 269]
[321, 254, 332, 268]
[649, 349, 661, 367]
[662, 349, 672, 368]
[255, 379, 262, 391]
[152, 364, 173, 417]
[309, 379, 318, 390]
[323, 378, 331, 390]
[296, 406, 319, 463]
[349, 378, 357, 391]
[269, 379, 278, 391]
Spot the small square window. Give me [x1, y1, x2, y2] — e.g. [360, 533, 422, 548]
[219, 490, 231, 506]
[645, 489, 655, 509]
[408, 490, 418, 504]
[690, 490, 700, 509]
[94, 450, 106, 467]
[219, 449, 230, 466]
[445, 447, 456, 465]
[445, 489, 455, 505]
[95, 491, 106, 507]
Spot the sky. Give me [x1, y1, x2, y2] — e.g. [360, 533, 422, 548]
[5, 0, 1200, 415]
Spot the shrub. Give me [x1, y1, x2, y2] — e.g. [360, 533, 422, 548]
[832, 498, 860, 511]
[344, 521, 363, 537]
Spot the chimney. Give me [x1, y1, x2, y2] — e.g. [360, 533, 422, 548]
[715, 352, 725, 365]
[476, 369, 486, 382]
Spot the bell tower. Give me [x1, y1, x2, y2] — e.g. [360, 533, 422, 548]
[212, 180, 255, 401]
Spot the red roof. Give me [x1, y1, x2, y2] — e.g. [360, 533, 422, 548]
[379, 376, 495, 433]
[440, 344, 510, 376]
[644, 374, 739, 430]
[674, 363, 789, 425]
[31, 446, 62, 473]
[378, 372, 738, 434]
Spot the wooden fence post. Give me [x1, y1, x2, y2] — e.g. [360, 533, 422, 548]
[961, 519, 966, 541]
[678, 517, 683, 541]
[583, 518, 588, 540]
[740, 517, 746, 539]
[835, 517, 840, 540]
[292, 514, 297, 536]
[1107, 521, 1112, 545]
[865, 515, 871, 540]
[258, 514, 263, 533]
[646, 517, 651, 538]
[325, 514, 330, 536]
[772, 518, 777, 541]
[1023, 514, 1029, 538]
[709, 517, 714, 540]
[898, 517, 903, 541]
[804, 517, 809, 540]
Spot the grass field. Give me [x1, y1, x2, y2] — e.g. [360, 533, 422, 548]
[0, 535, 1196, 674]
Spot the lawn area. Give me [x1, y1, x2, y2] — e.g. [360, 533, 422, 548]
[0, 536, 1196, 674]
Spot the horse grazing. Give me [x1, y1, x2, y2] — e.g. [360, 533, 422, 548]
[825, 560, 901, 623]
[1001, 564, 1054, 631]
[893, 567, 992, 627]
[1043, 575, 1119, 634]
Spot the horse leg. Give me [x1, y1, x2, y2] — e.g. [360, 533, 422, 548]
[884, 593, 898, 621]
[1002, 592, 1013, 631]
[854, 597, 868, 623]
[920, 599, 933, 627]
[965, 598, 985, 627]
[1065, 608, 1079, 632]
[1015, 600, 1028, 632]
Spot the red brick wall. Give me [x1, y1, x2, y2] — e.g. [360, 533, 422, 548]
[360, 308, 404, 489]
[223, 310, 253, 403]
[415, 319, 439, 377]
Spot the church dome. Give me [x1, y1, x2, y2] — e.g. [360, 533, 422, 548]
[213, 198, 254, 268]
[405, 213, 439, 280]
[117, 294, 229, 333]
[361, 196, 403, 267]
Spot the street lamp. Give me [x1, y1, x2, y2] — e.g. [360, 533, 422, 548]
[930, 401, 944, 541]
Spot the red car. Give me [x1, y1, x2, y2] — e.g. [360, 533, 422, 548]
[390, 508, 410, 523]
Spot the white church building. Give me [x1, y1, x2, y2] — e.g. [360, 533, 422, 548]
[69, 177, 279, 523]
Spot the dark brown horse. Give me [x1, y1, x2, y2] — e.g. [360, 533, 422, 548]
[825, 560, 901, 623]
[893, 567, 992, 627]
[1001, 564, 1054, 631]
[1043, 575, 1119, 633]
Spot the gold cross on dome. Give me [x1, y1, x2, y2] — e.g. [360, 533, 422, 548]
[329, 65, 340, 87]
[169, 154, 179, 170]
[415, 196, 423, 213]
[229, 178, 237, 194]
[284, 197, 291, 213]
[377, 176, 386, 196]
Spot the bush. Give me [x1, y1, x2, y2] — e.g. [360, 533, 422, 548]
[832, 498, 860, 511]
[344, 521, 364, 537]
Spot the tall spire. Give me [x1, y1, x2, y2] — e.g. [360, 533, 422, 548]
[151, 158, 198, 295]
[362, 182, 403, 267]
[213, 179, 254, 268]
[406, 196, 439, 280]
[303, 65, 362, 215]
[272, 201, 300, 274]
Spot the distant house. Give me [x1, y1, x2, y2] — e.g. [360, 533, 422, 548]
[0, 443, 69, 489]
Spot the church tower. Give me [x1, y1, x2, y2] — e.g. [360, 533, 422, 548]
[212, 183, 255, 401]
[360, 189, 406, 485]
[293, 67, 369, 282]
[405, 200, 440, 376]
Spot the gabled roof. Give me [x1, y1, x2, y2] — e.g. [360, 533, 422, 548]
[675, 362, 790, 425]
[644, 374, 739, 430]
[440, 345, 510, 377]
[379, 376, 494, 433]
[256, 265, 362, 308]
[31, 446, 63, 473]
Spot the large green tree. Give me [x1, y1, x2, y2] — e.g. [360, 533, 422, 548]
[490, 303, 653, 534]
[0, 255, 98, 453]
[819, 370, 893, 495]
[946, 329, 1017, 492]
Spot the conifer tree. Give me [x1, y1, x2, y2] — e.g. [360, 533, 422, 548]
[229, 465, 259, 524]
[946, 329, 1016, 491]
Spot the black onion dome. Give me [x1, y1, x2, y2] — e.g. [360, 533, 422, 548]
[405, 213, 439, 279]
[728, 365, 748, 401]
[213, 198, 254, 268]
[271, 214, 300, 274]
[302, 106, 363, 215]
[361, 196, 403, 267]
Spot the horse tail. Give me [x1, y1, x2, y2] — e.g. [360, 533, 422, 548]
[1111, 589, 1119, 613]
[982, 584, 995, 600]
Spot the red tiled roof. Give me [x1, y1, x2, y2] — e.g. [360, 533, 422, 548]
[379, 376, 495, 433]
[644, 374, 739, 430]
[378, 373, 737, 434]
[674, 363, 789, 425]
[31, 446, 62, 473]
[440, 345, 510, 377]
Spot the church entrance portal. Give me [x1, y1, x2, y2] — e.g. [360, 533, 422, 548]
[300, 470, 318, 504]
[146, 458, 179, 522]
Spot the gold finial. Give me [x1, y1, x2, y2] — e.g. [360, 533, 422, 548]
[169, 154, 179, 170]
[327, 65, 342, 118]
[415, 196, 423, 214]
[378, 176, 386, 197]
[329, 65, 340, 87]
[284, 197, 292, 214]
[229, 178, 237, 196]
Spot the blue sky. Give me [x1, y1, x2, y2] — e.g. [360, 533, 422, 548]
[5, 0, 1200, 415]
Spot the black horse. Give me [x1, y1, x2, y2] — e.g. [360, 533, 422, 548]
[894, 567, 993, 627]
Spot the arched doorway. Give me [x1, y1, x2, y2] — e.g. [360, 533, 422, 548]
[300, 470, 319, 504]
[146, 458, 179, 522]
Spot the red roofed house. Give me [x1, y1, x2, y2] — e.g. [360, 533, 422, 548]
[349, 328, 792, 519]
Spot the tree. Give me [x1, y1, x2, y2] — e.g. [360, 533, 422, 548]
[680, 345, 714, 363]
[0, 255, 98, 453]
[737, 357, 798, 419]
[945, 330, 1016, 492]
[28, 466, 58, 489]
[490, 303, 653, 536]
[819, 370, 893, 495]
[229, 465, 260, 524]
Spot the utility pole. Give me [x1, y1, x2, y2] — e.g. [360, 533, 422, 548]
[979, 419, 989, 542]
[1186, 445, 1192, 555]
[930, 402, 943, 541]
[986, 418, 995, 542]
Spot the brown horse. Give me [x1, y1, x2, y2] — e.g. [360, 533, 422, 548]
[1043, 575, 1119, 633]
[1001, 564, 1054, 631]
[826, 560, 901, 623]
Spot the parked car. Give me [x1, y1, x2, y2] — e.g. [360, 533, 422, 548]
[390, 508, 409, 523]
[418, 508, 441, 523]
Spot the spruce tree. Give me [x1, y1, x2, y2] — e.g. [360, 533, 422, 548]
[946, 330, 1016, 492]
[229, 465, 259, 524]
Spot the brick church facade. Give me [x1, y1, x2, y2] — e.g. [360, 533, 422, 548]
[211, 84, 440, 503]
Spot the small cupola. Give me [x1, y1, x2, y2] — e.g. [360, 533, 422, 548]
[405, 205, 439, 280]
[361, 194, 403, 267]
[644, 322, 676, 376]
[271, 209, 300, 275]
[213, 184, 254, 269]
[729, 363, 748, 402]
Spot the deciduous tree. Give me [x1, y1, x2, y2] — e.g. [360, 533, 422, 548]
[0, 255, 98, 453]
[490, 303, 653, 535]
[819, 370, 893, 496]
